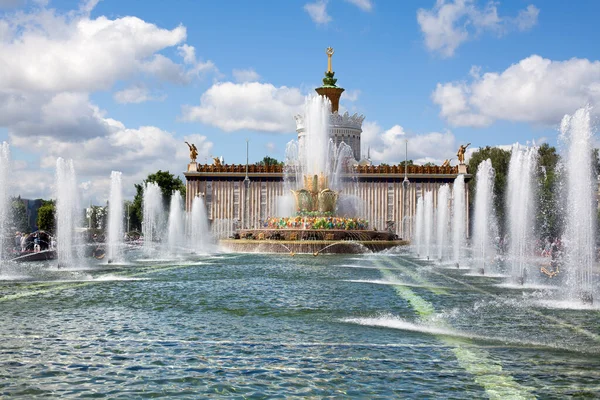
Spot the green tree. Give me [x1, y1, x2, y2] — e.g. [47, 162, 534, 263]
[400, 160, 414, 166]
[468, 146, 512, 236]
[10, 197, 29, 233]
[37, 200, 55, 232]
[131, 170, 186, 230]
[256, 156, 283, 167]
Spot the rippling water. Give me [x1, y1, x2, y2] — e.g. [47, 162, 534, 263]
[0, 251, 599, 398]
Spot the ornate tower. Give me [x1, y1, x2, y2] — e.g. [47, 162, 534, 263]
[295, 47, 365, 161]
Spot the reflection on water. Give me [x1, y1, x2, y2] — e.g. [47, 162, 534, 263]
[0, 252, 599, 398]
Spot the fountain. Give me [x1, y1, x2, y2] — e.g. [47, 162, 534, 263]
[423, 191, 434, 260]
[507, 145, 538, 284]
[190, 195, 211, 253]
[56, 158, 78, 268]
[561, 107, 596, 304]
[167, 191, 185, 255]
[436, 184, 450, 261]
[107, 171, 124, 263]
[224, 95, 404, 254]
[415, 196, 424, 257]
[0, 142, 10, 261]
[142, 182, 164, 255]
[452, 174, 466, 266]
[471, 159, 497, 275]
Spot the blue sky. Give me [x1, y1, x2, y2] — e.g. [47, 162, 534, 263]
[0, 0, 599, 201]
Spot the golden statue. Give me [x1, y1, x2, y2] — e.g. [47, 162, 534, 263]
[326, 47, 334, 73]
[185, 141, 198, 162]
[212, 156, 222, 166]
[441, 159, 451, 167]
[457, 143, 471, 165]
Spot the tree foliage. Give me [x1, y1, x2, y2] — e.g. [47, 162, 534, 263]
[130, 170, 186, 231]
[37, 200, 55, 233]
[10, 197, 29, 233]
[467, 146, 512, 235]
[256, 156, 283, 167]
[537, 143, 561, 239]
[468, 144, 564, 240]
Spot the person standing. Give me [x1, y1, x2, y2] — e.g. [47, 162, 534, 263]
[14, 232, 21, 252]
[20, 233, 27, 252]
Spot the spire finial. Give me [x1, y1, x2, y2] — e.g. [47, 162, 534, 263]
[326, 47, 334, 73]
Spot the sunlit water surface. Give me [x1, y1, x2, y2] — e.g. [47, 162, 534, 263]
[0, 251, 599, 398]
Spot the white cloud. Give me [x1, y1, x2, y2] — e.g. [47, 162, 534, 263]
[9, 118, 213, 201]
[432, 55, 600, 127]
[515, 5, 539, 31]
[304, 0, 332, 25]
[114, 85, 165, 104]
[5, 92, 112, 140]
[344, 0, 373, 12]
[342, 89, 360, 102]
[0, 5, 217, 94]
[361, 121, 457, 165]
[417, 1, 539, 57]
[181, 81, 305, 133]
[0, 2, 218, 150]
[265, 142, 276, 152]
[232, 68, 260, 83]
[0, 13, 188, 92]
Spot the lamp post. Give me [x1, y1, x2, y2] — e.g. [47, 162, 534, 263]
[402, 139, 410, 239]
[127, 203, 130, 233]
[243, 139, 251, 229]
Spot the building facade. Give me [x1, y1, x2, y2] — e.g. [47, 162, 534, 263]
[184, 164, 470, 239]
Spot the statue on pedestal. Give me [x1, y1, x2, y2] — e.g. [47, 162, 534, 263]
[185, 142, 198, 163]
[457, 143, 471, 165]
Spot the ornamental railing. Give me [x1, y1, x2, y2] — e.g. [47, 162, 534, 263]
[189, 164, 461, 174]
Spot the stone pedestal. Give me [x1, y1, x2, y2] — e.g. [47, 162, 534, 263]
[187, 162, 198, 172]
[458, 164, 468, 174]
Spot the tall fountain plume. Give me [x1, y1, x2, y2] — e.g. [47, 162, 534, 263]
[142, 182, 163, 255]
[437, 184, 450, 261]
[415, 196, 424, 256]
[167, 191, 184, 254]
[0, 143, 10, 261]
[277, 141, 300, 217]
[107, 171, 124, 262]
[300, 95, 331, 180]
[286, 95, 356, 194]
[452, 175, 466, 265]
[471, 159, 497, 274]
[423, 191, 434, 260]
[561, 107, 596, 303]
[507, 144, 538, 284]
[56, 158, 79, 268]
[190, 195, 211, 253]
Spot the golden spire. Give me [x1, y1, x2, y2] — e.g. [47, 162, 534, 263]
[326, 47, 334, 73]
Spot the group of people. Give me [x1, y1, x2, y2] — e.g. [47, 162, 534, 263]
[494, 235, 564, 260]
[13, 231, 55, 253]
